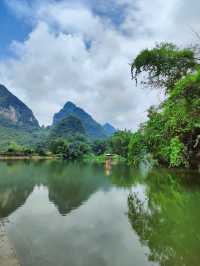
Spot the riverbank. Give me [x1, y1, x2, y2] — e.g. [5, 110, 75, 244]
[0, 221, 20, 266]
[0, 154, 126, 164]
[0, 155, 58, 160]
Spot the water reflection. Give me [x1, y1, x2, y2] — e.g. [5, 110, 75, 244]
[0, 162, 35, 219]
[0, 161, 200, 266]
[128, 169, 200, 266]
[47, 163, 110, 215]
[0, 161, 110, 218]
[0, 161, 151, 266]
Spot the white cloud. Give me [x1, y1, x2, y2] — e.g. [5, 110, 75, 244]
[1, 0, 199, 129]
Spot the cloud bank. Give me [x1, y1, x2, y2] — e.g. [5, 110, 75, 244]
[0, 0, 200, 129]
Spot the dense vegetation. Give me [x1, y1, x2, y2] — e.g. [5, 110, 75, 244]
[129, 43, 200, 169]
[0, 123, 48, 151]
[49, 115, 86, 140]
[0, 128, 130, 164]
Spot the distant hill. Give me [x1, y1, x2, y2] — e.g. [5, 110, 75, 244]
[0, 84, 43, 149]
[0, 85, 117, 149]
[53, 101, 107, 139]
[50, 115, 86, 139]
[103, 123, 116, 137]
[0, 84, 39, 129]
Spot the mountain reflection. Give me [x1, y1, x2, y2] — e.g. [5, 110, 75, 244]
[46, 163, 109, 215]
[0, 161, 109, 218]
[1, 161, 200, 266]
[0, 161, 35, 218]
[127, 169, 200, 266]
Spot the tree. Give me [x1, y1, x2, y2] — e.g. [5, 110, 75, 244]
[131, 43, 198, 93]
[7, 142, 23, 153]
[129, 43, 200, 168]
[110, 130, 132, 158]
[92, 140, 108, 156]
[63, 141, 91, 160]
[49, 139, 68, 155]
[35, 145, 47, 156]
[128, 132, 147, 166]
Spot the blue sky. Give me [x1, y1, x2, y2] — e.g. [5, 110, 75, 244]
[0, 0, 131, 58]
[0, 0, 199, 128]
[0, 1, 31, 58]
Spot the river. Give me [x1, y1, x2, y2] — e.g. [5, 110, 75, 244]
[0, 160, 199, 266]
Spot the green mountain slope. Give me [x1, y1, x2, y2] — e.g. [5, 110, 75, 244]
[53, 102, 106, 139]
[50, 115, 86, 140]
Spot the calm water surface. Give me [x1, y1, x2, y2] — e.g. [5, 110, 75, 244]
[0, 160, 200, 266]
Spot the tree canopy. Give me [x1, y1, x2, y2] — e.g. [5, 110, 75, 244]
[129, 43, 200, 169]
[131, 43, 199, 93]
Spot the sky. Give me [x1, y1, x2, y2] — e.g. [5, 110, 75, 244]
[0, 0, 199, 129]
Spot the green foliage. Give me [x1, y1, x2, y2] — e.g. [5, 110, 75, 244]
[131, 43, 198, 92]
[110, 130, 132, 158]
[128, 132, 147, 166]
[92, 140, 108, 156]
[49, 139, 68, 155]
[1, 141, 35, 156]
[50, 115, 86, 140]
[34, 143, 48, 156]
[49, 136, 91, 160]
[0, 124, 50, 151]
[129, 43, 200, 169]
[169, 137, 186, 167]
[7, 142, 24, 153]
[63, 141, 91, 160]
[83, 153, 126, 164]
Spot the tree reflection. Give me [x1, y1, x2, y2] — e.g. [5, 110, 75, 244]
[128, 170, 200, 266]
[109, 164, 140, 188]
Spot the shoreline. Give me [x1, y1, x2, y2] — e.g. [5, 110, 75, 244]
[0, 221, 20, 266]
[0, 154, 126, 166]
[0, 155, 58, 160]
